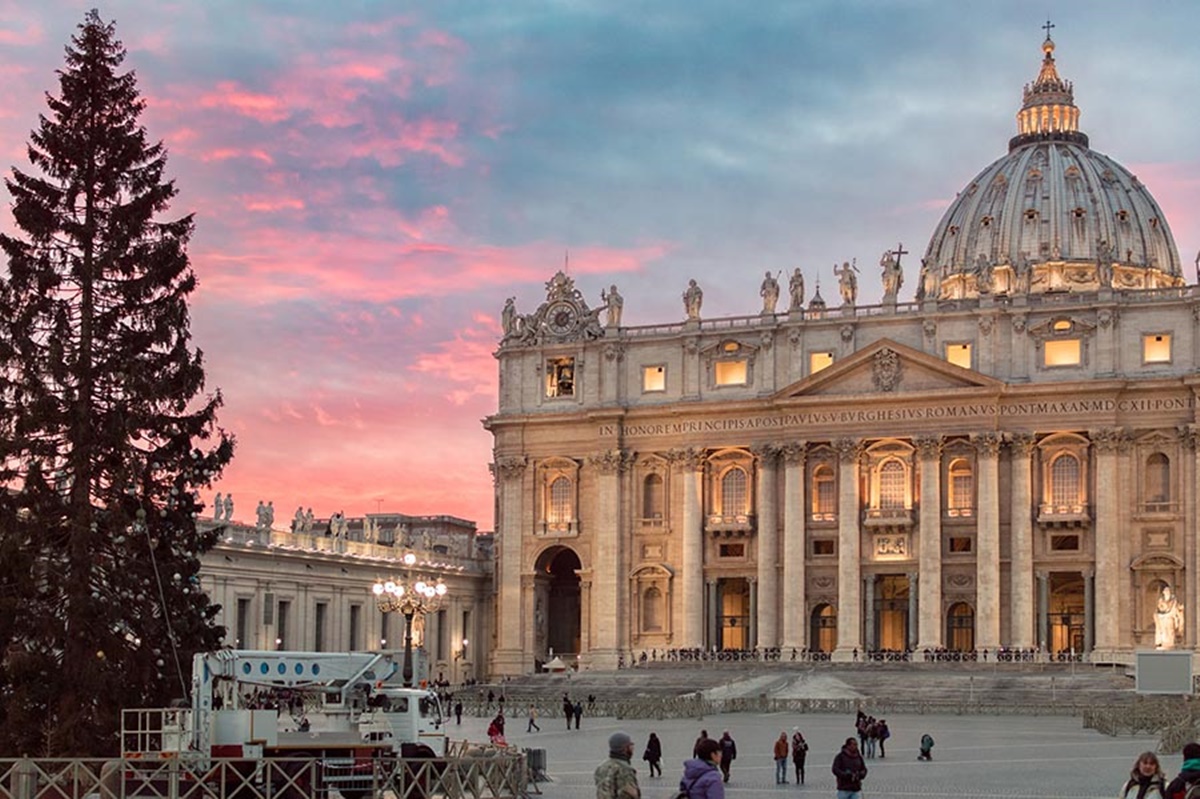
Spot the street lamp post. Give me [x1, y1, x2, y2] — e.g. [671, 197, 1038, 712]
[372, 552, 447, 688]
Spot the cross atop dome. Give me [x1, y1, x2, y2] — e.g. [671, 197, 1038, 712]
[1010, 22, 1088, 152]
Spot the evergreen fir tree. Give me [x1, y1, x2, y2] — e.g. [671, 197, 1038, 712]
[0, 10, 235, 755]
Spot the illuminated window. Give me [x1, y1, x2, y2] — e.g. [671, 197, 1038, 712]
[642, 473, 664, 519]
[809, 352, 834, 374]
[948, 459, 974, 514]
[642, 364, 666, 392]
[715, 360, 748, 386]
[1050, 454, 1080, 507]
[879, 460, 906, 509]
[1044, 339, 1081, 367]
[1145, 454, 1170, 505]
[546, 357, 575, 397]
[720, 468, 748, 515]
[549, 476, 573, 524]
[812, 464, 836, 519]
[1143, 334, 1172, 364]
[946, 342, 972, 369]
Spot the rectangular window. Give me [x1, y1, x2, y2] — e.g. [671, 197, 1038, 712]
[718, 543, 745, 557]
[1044, 339, 1081, 367]
[1143, 333, 1172, 364]
[277, 600, 291, 649]
[812, 539, 835, 556]
[809, 352, 834, 374]
[949, 536, 972, 553]
[236, 598, 251, 648]
[945, 342, 972, 369]
[715, 360, 747, 386]
[315, 601, 327, 652]
[545, 357, 575, 397]
[1050, 534, 1079, 551]
[349, 605, 361, 651]
[642, 364, 666, 392]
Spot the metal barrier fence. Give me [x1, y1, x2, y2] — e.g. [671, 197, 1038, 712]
[0, 750, 530, 799]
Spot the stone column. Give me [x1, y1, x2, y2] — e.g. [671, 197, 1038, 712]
[1091, 428, 1123, 656]
[1009, 433, 1036, 649]
[834, 438, 863, 659]
[974, 433, 1002, 650]
[1083, 570, 1095, 654]
[907, 572, 919, 650]
[586, 449, 628, 668]
[754, 444, 780, 648]
[781, 442, 808, 649]
[678, 448, 706, 649]
[578, 577, 592, 655]
[707, 580, 720, 651]
[916, 436, 943, 650]
[491, 456, 528, 675]
[863, 575, 876, 652]
[748, 578, 759, 649]
[1037, 572, 1049, 651]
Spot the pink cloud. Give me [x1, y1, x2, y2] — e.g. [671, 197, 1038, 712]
[201, 147, 275, 164]
[242, 196, 305, 212]
[198, 82, 290, 123]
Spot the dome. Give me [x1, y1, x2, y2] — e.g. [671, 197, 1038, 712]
[921, 31, 1183, 300]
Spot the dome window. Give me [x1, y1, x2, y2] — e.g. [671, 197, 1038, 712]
[1150, 217, 1160, 229]
[1116, 210, 1129, 223]
[980, 216, 993, 228]
[1025, 209, 1039, 222]
[1064, 165, 1081, 180]
[1072, 207, 1087, 220]
[949, 225, 959, 236]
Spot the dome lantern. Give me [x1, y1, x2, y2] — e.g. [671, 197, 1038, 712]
[1010, 22, 1088, 151]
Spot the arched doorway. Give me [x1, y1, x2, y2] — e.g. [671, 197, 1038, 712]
[536, 546, 582, 661]
[946, 602, 975, 651]
[810, 603, 837, 653]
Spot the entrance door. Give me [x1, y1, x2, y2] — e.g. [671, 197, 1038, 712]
[719, 578, 750, 650]
[810, 604, 837, 653]
[1049, 572, 1084, 655]
[874, 575, 909, 651]
[543, 548, 582, 658]
[946, 602, 975, 651]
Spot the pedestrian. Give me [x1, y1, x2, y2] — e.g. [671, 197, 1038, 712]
[790, 727, 808, 785]
[643, 732, 662, 778]
[832, 737, 867, 799]
[498, 692, 506, 714]
[679, 738, 724, 799]
[773, 732, 789, 784]
[918, 733, 935, 761]
[454, 699, 463, 725]
[718, 730, 737, 783]
[563, 695, 574, 729]
[1165, 742, 1200, 799]
[595, 731, 641, 799]
[574, 700, 584, 730]
[877, 719, 890, 758]
[487, 689, 495, 710]
[1122, 751, 1167, 799]
[527, 704, 540, 733]
[693, 729, 709, 758]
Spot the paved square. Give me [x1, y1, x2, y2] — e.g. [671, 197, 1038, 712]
[451, 708, 1165, 798]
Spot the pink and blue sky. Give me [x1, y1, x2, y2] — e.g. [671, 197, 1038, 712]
[2, 1, 1198, 530]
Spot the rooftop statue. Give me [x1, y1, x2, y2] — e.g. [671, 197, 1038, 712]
[788, 268, 805, 311]
[683, 279, 703, 320]
[760, 271, 780, 315]
[834, 260, 858, 305]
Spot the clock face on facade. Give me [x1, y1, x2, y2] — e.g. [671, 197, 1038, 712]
[546, 301, 579, 335]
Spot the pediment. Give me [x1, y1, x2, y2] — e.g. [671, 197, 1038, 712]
[774, 338, 1005, 400]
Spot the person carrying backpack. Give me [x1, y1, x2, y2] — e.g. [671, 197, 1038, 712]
[678, 737, 723, 799]
[1165, 742, 1200, 799]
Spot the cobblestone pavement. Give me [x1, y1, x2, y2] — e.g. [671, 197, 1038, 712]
[451, 707, 1165, 798]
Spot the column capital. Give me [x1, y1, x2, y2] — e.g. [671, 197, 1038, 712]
[834, 437, 863, 464]
[1178, 425, 1200, 451]
[1089, 427, 1129, 454]
[781, 441, 808, 466]
[750, 443, 780, 464]
[587, 448, 632, 474]
[668, 447, 706, 471]
[1007, 431, 1037, 457]
[915, 435, 943, 460]
[971, 432, 1002, 457]
[493, 455, 528, 480]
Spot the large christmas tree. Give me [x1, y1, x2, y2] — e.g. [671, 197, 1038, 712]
[0, 11, 234, 755]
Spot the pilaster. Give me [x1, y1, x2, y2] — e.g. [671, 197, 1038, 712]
[833, 438, 863, 659]
[1090, 428, 1124, 655]
[916, 435, 943, 650]
[675, 448, 706, 649]
[781, 442, 807, 649]
[491, 456, 528, 675]
[974, 432, 1002, 649]
[753, 444, 780, 648]
[1008, 433, 1036, 649]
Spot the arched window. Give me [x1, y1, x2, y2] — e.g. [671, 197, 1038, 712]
[946, 602, 975, 652]
[643, 587, 663, 631]
[810, 604, 837, 653]
[1050, 454, 1080, 507]
[948, 459, 974, 515]
[721, 467, 748, 515]
[879, 460, 906, 509]
[643, 473, 664, 520]
[1145, 453, 1170, 507]
[548, 476, 573, 524]
[812, 464, 835, 519]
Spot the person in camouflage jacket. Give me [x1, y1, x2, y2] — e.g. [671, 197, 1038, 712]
[596, 731, 641, 799]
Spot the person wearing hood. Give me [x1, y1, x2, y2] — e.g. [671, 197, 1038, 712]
[595, 731, 641, 799]
[679, 738, 724, 799]
[718, 731, 737, 783]
[1122, 751, 1167, 799]
[832, 737, 867, 799]
[1165, 742, 1200, 799]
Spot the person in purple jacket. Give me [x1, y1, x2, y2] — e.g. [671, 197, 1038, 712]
[679, 738, 724, 799]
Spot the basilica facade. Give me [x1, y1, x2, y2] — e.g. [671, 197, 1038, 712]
[485, 33, 1197, 674]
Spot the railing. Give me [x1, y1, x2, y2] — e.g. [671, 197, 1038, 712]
[0, 750, 529, 799]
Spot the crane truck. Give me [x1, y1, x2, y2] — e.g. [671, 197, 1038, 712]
[122, 649, 448, 797]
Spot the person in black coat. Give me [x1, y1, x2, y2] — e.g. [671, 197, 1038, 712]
[832, 737, 867, 799]
[1165, 741, 1200, 799]
[643, 732, 663, 778]
[718, 731, 737, 783]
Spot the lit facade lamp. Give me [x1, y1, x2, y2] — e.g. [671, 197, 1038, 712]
[372, 552, 447, 688]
